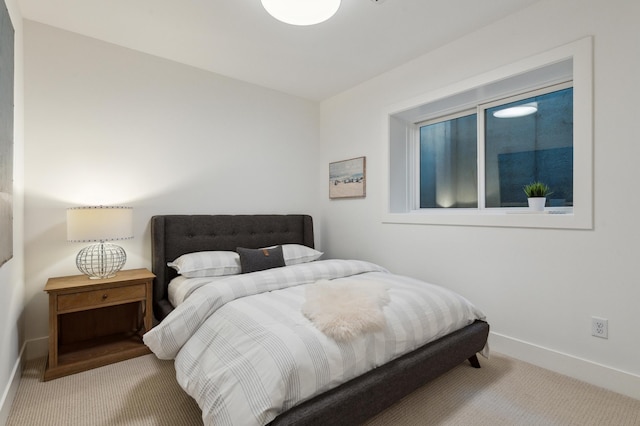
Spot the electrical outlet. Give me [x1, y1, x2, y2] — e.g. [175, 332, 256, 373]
[592, 317, 608, 339]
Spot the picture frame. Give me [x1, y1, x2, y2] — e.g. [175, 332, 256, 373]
[329, 156, 366, 199]
[0, 5, 14, 268]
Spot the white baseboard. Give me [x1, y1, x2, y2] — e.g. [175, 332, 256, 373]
[0, 343, 26, 426]
[0, 336, 49, 426]
[490, 332, 640, 400]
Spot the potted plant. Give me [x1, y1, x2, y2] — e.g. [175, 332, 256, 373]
[523, 181, 552, 211]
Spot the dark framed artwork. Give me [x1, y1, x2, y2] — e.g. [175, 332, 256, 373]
[329, 156, 366, 199]
[0, 2, 14, 267]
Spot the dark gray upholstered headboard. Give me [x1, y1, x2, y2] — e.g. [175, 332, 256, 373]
[151, 214, 314, 321]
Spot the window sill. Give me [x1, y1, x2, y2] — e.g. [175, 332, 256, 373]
[382, 207, 590, 230]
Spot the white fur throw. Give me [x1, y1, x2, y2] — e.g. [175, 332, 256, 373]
[301, 279, 390, 341]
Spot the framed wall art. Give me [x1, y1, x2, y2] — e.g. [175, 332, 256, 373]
[0, 3, 14, 268]
[329, 156, 366, 199]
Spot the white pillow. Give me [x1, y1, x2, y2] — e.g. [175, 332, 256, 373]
[168, 251, 241, 278]
[281, 244, 323, 266]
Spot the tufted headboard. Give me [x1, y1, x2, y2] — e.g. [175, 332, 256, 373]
[150, 214, 315, 321]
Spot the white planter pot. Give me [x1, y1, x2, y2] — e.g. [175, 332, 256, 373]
[528, 197, 546, 211]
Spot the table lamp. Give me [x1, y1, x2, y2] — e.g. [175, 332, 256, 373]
[67, 206, 133, 279]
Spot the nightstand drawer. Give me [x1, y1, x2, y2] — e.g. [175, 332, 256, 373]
[57, 284, 146, 312]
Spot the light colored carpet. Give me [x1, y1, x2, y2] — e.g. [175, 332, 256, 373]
[7, 352, 640, 425]
[7, 355, 201, 426]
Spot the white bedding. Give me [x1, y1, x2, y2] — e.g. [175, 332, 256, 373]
[144, 259, 486, 426]
[168, 275, 227, 307]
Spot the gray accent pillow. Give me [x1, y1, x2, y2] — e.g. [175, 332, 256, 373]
[237, 246, 286, 273]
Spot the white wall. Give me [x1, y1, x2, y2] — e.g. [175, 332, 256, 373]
[22, 22, 321, 350]
[320, 0, 640, 398]
[0, 0, 23, 424]
[16, 0, 640, 407]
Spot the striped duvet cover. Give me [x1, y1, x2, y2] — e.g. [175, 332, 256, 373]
[143, 259, 486, 426]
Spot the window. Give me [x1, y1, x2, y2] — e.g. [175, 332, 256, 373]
[419, 112, 478, 208]
[385, 37, 593, 229]
[418, 83, 573, 210]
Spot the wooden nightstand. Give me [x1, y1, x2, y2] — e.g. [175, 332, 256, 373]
[43, 268, 155, 381]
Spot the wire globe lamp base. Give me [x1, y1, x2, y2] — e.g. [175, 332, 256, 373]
[76, 242, 127, 279]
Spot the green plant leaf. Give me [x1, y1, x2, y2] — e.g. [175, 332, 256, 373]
[523, 181, 553, 198]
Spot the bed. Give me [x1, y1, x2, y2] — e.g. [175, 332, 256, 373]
[145, 214, 489, 426]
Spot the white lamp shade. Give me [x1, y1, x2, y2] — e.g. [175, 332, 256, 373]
[67, 206, 133, 242]
[261, 0, 341, 26]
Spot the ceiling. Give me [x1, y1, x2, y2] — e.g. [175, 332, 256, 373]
[18, 0, 539, 101]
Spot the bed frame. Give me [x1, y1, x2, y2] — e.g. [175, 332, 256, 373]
[150, 214, 489, 426]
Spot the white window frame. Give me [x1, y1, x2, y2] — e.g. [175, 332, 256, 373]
[383, 37, 593, 229]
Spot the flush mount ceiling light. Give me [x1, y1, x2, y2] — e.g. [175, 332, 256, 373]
[261, 0, 342, 26]
[493, 102, 538, 118]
